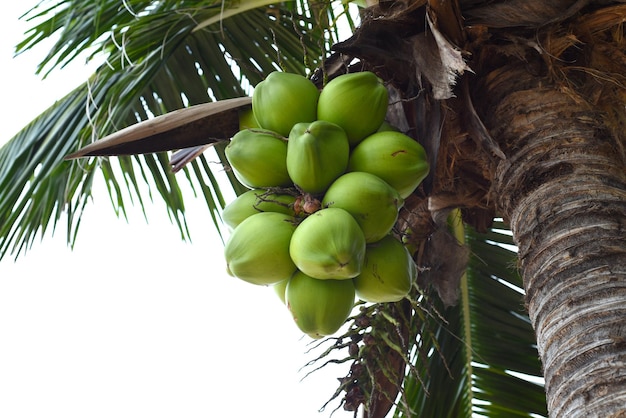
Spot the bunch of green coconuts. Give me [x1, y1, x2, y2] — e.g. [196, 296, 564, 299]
[222, 71, 430, 339]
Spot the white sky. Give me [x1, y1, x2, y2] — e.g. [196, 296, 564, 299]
[0, 3, 359, 418]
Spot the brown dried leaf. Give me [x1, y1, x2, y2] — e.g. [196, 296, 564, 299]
[412, 13, 471, 100]
[417, 207, 470, 307]
[65, 97, 251, 159]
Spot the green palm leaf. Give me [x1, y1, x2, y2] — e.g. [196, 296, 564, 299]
[1, 0, 352, 259]
[396, 219, 547, 417]
[0, 86, 97, 259]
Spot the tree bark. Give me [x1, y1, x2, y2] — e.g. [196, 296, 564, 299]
[478, 66, 626, 417]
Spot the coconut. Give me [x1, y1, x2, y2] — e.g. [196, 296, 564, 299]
[348, 130, 430, 198]
[286, 270, 355, 339]
[224, 212, 297, 285]
[289, 207, 366, 280]
[252, 71, 319, 136]
[317, 71, 388, 146]
[272, 277, 290, 305]
[225, 128, 291, 189]
[353, 235, 416, 303]
[322, 172, 403, 243]
[287, 120, 350, 194]
[238, 106, 260, 130]
[222, 189, 296, 230]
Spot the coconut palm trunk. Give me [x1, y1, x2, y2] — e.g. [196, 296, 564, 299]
[476, 65, 626, 416]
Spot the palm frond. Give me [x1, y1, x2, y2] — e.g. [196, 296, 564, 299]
[2, 0, 357, 260]
[0, 85, 95, 259]
[396, 219, 547, 417]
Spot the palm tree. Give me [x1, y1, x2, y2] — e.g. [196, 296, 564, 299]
[2, 1, 625, 417]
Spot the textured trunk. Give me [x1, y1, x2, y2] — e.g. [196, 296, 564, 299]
[477, 66, 626, 417]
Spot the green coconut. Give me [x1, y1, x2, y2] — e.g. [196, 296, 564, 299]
[222, 189, 296, 230]
[272, 277, 290, 305]
[289, 207, 366, 280]
[287, 120, 350, 194]
[225, 128, 291, 189]
[286, 270, 355, 339]
[317, 71, 388, 146]
[238, 106, 260, 130]
[252, 71, 319, 136]
[224, 212, 297, 285]
[353, 235, 416, 303]
[322, 172, 403, 243]
[348, 130, 430, 198]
